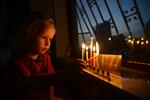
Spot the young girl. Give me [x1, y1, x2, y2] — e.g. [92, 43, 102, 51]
[4, 11, 63, 100]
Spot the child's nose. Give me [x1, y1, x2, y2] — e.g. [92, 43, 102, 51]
[45, 40, 50, 46]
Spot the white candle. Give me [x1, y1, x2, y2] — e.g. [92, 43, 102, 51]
[96, 41, 99, 54]
[96, 42, 99, 70]
[93, 46, 96, 69]
[86, 45, 89, 61]
[90, 37, 93, 66]
[90, 37, 94, 58]
[82, 43, 85, 60]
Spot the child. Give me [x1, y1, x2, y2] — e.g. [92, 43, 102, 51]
[3, 11, 65, 100]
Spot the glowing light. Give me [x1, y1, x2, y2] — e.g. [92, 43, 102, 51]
[90, 37, 94, 57]
[141, 37, 144, 40]
[82, 43, 86, 60]
[131, 40, 134, 44]
[141, 41, 144, 45]
[93, 46, 96, 68]
[128, 39, 131, 43]
[96, 41, 99, 54]
[86, 46, 88, 61]
[136, 40, 140, 44]
[128, 35, 131, 38]
[146, 40, 149, 44]
[93, 46, 96, 53]
[82, 43, 86, 49]
[108, 37, 111, 41]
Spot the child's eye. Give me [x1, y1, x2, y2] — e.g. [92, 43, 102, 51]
[41, 36, 47, 39]
[41, 36, 52, 41]
[49, 39, 52, 42]
[40, 35, 52, 41]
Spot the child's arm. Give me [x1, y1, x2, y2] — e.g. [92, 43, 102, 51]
[17, 70, 64, 91]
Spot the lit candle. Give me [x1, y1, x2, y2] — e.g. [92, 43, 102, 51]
[96, 41, 99, 54]
[93, 46, 96, 69]
[82, 43, 85, 60]
[90, 37, 93, 58]
[96, 42, 99, 70]
[90, 37, 93, 67]
[86, 45, 89, 62]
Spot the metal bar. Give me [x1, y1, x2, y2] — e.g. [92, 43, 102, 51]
[78, 32, 91, 34]
[77, 14, 86, 43]
[104, 0, 125, 50]
[133, 0, 145, 32]
[116, 0, 133, 36]
[86, 0, 99, 25]
[79, 0, 95, 34]
[104, 0, 119, 35]
[76, 3, 93, 37]
[126, 12, 137, 18]
[94, 0, 105, 22]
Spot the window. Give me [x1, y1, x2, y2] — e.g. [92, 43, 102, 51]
[76, 0, 150, 55]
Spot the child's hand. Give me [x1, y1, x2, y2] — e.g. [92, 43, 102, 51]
[71, 58, 87, 69]
[63, 58, 87, 80]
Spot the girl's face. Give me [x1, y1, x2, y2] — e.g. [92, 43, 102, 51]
[35, 26, 55, 55]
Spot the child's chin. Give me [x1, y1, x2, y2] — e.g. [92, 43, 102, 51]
[39, 51, 46, 55]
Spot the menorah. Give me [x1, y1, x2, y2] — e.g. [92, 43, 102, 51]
[81, 37, 122, 80]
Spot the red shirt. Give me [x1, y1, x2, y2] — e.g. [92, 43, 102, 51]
[5, 53, 56, 100]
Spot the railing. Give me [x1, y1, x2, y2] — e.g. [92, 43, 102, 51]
[76, 0, 147, 52]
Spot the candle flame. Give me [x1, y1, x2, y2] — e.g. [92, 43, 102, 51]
[96, 41, 99, 54]
[82, 43, 86, 49]
[136, 40, 140, 44]
[146, 40, 149, 44]
[141, 41, 144, 45]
